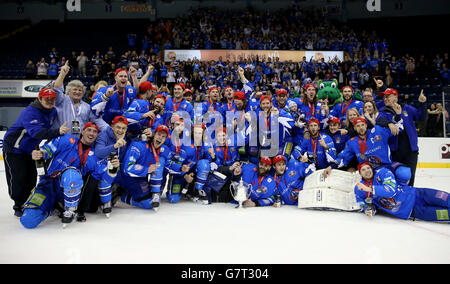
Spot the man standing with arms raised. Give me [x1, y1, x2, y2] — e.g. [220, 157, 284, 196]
[91, 68, 137, 125]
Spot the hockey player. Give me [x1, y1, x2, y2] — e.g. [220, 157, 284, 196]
[119, 125, 170, 211]
[292, 118, 337, 170]
[272, 155, 315, 206]
[123, 92, 167, 137]
[90, 68, 137, 124]
[235, 157, 277, 207]
[164, 115, 198, 203]
[95, 116, 129, 161]
[22, 122, 120, 228]
[297, 83, 326, 124]
[3, 88, 70, 217]
[248, 95, 294, 162]
[336, 117, 411, 185]
[354, 161, 449, 222]
[197, 86, 223, 130]
[164, 82, 194, 124]
[324, 117, 350, 156]
[180, 123, 213, 204]
[205, 127, 242, 203]
[330, 86, 364, 123]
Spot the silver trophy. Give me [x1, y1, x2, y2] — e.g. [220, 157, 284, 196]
[230, 178, 251, 208]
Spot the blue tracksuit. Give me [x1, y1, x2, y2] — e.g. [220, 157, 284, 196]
[274, 160, 313, 206]
[165, 142, 212, 203]
[379, 103, 426, 152]
[20, 134, 115, 229]
[337, 125, 394, 166]
[120, 140, 169, 209]
[90, 85, 137, 125]
[240, 163, 277, 206]
[292, 133, 337, 170]
[355, 168, 450, 222]
[94, 126, 130, 161]
[4, 100, 59, 155]
[164, 97, 194, 123]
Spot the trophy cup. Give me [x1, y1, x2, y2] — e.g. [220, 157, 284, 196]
[230, 178, 251, 208]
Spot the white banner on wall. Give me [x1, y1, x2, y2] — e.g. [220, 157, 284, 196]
[304, 51, 344, 62]
[164, 50, 344, 62]
[0, 80, 51, 98]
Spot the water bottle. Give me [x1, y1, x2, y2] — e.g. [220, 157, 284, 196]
[108, 151, 118, 174]
[35, 145, 46, 176]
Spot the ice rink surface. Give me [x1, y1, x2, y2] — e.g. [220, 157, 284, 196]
[0, 162, 449, 264]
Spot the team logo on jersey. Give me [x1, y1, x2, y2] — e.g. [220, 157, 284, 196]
[146, 144, 149, 149]
[69, 137, 76, 144]
[379, 197, 396, 210]
[374, 135, 381, 142]
[288, 170, 296, 177]
[216, 147, 221, 152]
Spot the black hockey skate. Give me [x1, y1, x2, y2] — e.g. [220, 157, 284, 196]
[102, 201, 112, 218]
[150, 193, 160, 212]
[62, 209, 76, 228]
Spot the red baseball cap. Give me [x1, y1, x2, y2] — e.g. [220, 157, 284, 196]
[38, 88, 56, 98]
[259, 95, 272, 104]
[175, 83, 185, 90]
[112, 116, 128, 126]
[139, 81, 156, 93]
[341, 86, 354, 92]
[380, 88, 399, 97]
[115, 68, 128, 76]
[233, 91, 246, 101]
[328, 117, 341, 126]
[273, 155, 286, 165]
[155, 94, 167, 103]
[260, 156, 272, 166]
[276, 89, 288, 96]
[308, 117, 320, 126]
[357, 161, 372, 172]
[155, 125, 169, 135]
[352, 117, 367, 126]
[184, 88, 193, 95]
[305, 83, 316, 90]
[83, 122, 99, 132]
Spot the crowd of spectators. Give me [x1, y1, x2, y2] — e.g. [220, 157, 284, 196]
[21, 6, 450, 136]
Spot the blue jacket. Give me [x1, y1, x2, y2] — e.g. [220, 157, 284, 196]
[39, 134, 113, 184]
[4, 100, 60, 155]
[337, 125, 393, 167]
[274, 160, 313, 205]
[94, 126, 130, 161]
[122, 140, 169, 178]
[292, 133, 337, 170]
[379, 103, 426, 152]
[355, 167, 415, 219]
[240, 163, 277, 207]
[90, 85, 137, 125]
